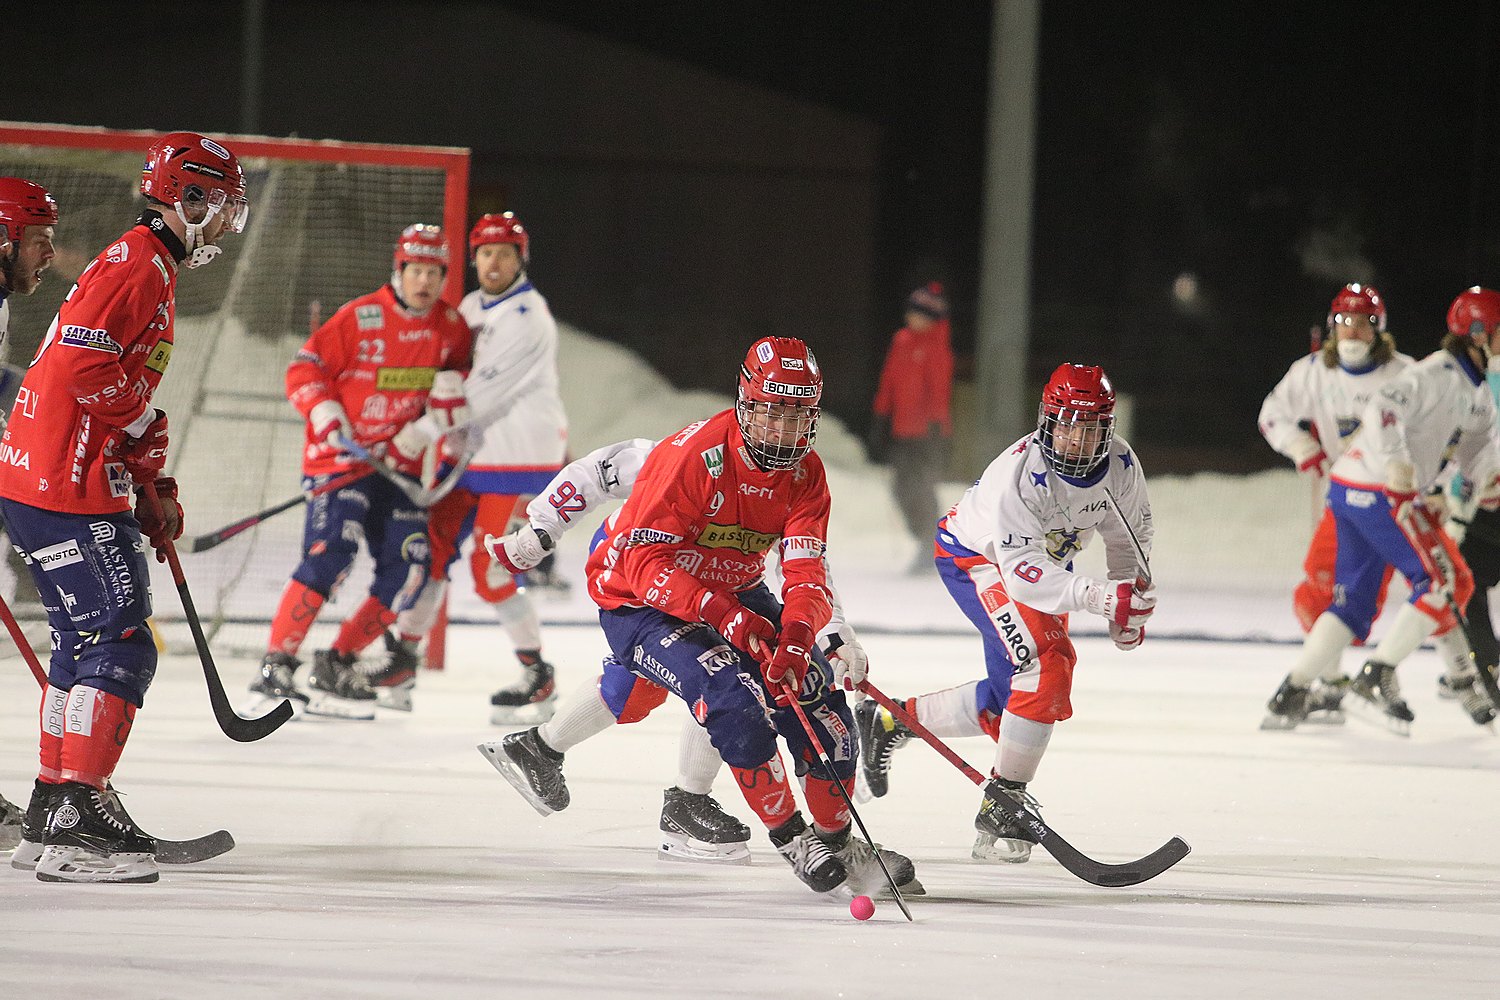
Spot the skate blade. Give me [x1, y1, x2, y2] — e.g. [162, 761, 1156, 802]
[475, 743, 556, 817]
[657, 834, 752, 865]
[35, 846, 159, 883]
[306, 693, 376, 721]
[1345, 696, 1412, 737]
[375, 687, 414, 712]
[971, 832, 1033, 864]
[489, 697, 557, 726]
[1258, 712, 1302, 731]
[9, 838, 41, 870]
[242, 691, 307, 721]
[1302, 709, 1346, 726]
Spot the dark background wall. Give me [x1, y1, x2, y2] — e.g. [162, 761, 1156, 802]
[11, 1, 1500, 472]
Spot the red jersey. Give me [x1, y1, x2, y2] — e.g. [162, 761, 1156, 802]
[872, 317, 954, 439]
[0, 221, 180, 514]
[287, 284, 471, 477]
[586, 409, 834, 633]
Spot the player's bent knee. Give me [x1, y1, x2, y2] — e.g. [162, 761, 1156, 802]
[71, 623, 158, 706]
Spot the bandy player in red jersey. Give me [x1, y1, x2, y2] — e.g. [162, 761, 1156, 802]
[0, 132, 249, 883]
[247, 224, 470, 720]
[485, 336, 922, 899]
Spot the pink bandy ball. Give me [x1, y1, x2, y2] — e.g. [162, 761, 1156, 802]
[849, 895, 875, 921]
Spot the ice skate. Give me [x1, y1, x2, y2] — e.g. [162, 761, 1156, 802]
[35, 781, 158, 884]
[0, 790, 22, 852]
[365, 633, 419, 712]
[1438, 670, 1497, 728]
[306, 649, 377, 720]
[818, 823, 925, 897]
[477, 728, 570, 816]
[855, 698, 911, 799]
[245, 652, 310, 718]
[657, 786, 752, 864]
[1303, 675, 1349, 726]
[1260, 674, 1310, 731]
[768, 813, 847, 894]
[9, 779, 56, 870]
[972, 778, 1041, 864]
[1347, 659, 1414, 734]
[489, 654, 557, 725]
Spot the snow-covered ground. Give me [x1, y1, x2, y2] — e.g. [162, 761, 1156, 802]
[3, 627, 1497, 998]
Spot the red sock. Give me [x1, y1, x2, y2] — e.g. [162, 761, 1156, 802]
[268, 579, 326, 656]
[333, 596, 396, 656]
[802, 773, 854, 834]
[730, 751, 798, 830]
[38, 684, 67, 783]
[58, 686, 136, 790]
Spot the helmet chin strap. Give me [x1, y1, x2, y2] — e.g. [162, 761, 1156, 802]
[174, 199, 224, 269]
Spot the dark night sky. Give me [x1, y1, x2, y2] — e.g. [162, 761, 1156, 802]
[508, 2, 1500, 466]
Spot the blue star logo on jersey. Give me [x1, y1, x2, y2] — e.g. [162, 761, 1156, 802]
[1031, 471, 1048, 488]
[1119, 451, 1134, 469]
[517, 304, 529, 314]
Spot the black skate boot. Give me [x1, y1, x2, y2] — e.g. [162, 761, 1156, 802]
[0, 789, 23, 853]
[658, 786, 752, 864]
[307, 648, 376, 720]
[365, 633, 419, 712]
[247, 652, 309, 716]
[477, 728, 570, 816]
[1438, 671, 1497, 727]
[855, 698, 911, 799]
[1303, 675, 1349, 725]
[1260, 674, 1311, 731]
[769, 812, 848, 894]
[972, 778, 1042, 864]
[35, 781, 157, 884]
[817, 822, 925, 897]
[9, 779, 58, 870]
[490, 651, 557, 725]
[1349, 659, 1414, 732]
[524, 551, 573, 597]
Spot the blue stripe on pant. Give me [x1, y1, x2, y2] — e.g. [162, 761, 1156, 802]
[1328, 481, 1435, 640]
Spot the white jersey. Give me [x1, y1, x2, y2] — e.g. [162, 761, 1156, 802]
[0, 293, 10, 365]
[943, 434, 1152, 616]
[1331, 349, 1500, 494]
[454, 276, 568, 491]
[523, 436, 859, 647]
[1258, 351, 1414, 464]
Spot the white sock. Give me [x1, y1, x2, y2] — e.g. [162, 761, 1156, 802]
[1433, 628, 1475, 680]
[1289, 613, 1355, 686]
[395, 577, 445, 638]
[913, 681, 986, 737]
[993, 713, 1052, 784]
[537, 679, 615, 753]
[494, 591, 542, 652]
[675, 716, 722, 795]
[1370, 602, 1437, 667]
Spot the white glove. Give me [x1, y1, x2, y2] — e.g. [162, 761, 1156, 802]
[484, 524, 554, 574]
[819, 624, 868, 693]
[427, 370, 470, 430]
[1109, 622, 1145, 651]
[1286, 432, 1328, 477]
[309, 400, 351, 445]
[388, 414, 440, 464]
[1084, 577, 1156, 630]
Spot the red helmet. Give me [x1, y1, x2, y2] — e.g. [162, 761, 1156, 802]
[736, 336, 822, 471]
[1326, 283, 1387, 333]
[1037, 363, 1116, 479]
[0, 177, 59, 247]
[393, 223, 450, 272]
[469, 212, 529, 264]
[1446, 287, 1500, 343]
[139, 132, 249, 234]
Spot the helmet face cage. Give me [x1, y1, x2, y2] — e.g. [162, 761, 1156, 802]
[1037, 402, 1115, 479]
[736, 337, 822, 471]
[140, 133, 248, 233]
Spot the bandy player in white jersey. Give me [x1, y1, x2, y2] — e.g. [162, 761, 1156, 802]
[857, 363, 1157, 864]
[1265, 315, 1500, 732]
[1258, 283, 1414, 634]
[480, 436, 872, 863]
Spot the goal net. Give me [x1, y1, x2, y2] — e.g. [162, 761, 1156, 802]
[0, 121, 470, 656]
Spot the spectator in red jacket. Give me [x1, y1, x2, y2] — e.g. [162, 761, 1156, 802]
[870, 281, 955, 573]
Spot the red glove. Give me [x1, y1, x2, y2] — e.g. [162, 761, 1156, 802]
[764, 620, 815, 705]
[136, 477, 183, 562]
[120, 409, 169, 485]
[701, 591, 776, 663]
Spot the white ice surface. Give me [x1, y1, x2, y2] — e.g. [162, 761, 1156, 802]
[4, 625, 1499, 999]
